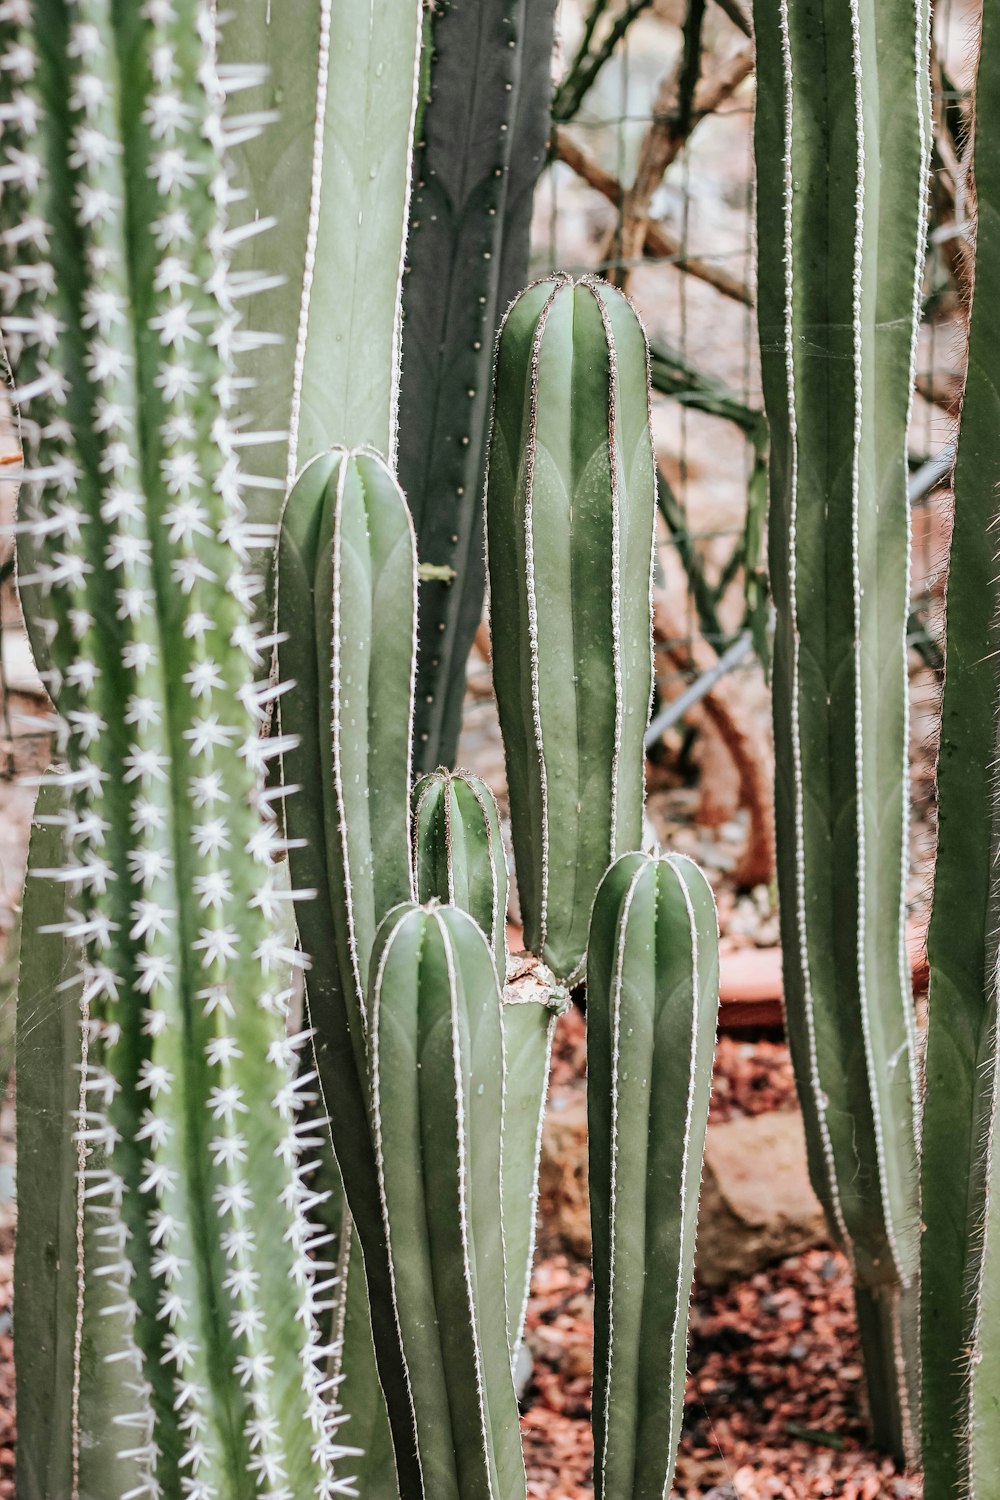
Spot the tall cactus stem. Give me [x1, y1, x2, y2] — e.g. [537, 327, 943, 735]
[752, 0, 929, 1458]
[369, 902, 527, 1500]
[3, 4, 350, 1493]
[922, 3, 1000, 1492]
[486, 273, 656, 984]
[587, 851, 719, 1500]
[399, 0, 557, 772]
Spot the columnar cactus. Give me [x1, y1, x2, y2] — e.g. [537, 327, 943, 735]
[923, 5, 1000, 1493]
[486, 273, 656, 985]
[752, 0, 930, 1458]
[587, 852, 719, 1500]
[369, 902, 528, 1500]
[220, 0, 423, 504]
[412, 766, 563, 1356]
[4, 4, 348, 1493]
[399, 0, 558, 772]
[412, 767, 509, 980]
[275, 443, 422, 1495]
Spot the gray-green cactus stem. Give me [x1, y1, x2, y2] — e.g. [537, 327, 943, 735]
[486, 272, 656, 985]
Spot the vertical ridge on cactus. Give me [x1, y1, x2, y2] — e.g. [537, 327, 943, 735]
[4, 3, 350, 1493]
[369, 902, 528, 1500]
[399, 0, 557, 773]
[485, 272, 656, 985]
[587, 851, 719, 1500]
[752, 0, 929, 1458]
[922, 3, 1000, 1492]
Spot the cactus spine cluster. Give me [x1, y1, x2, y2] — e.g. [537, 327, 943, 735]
[922, 5, 1000, 1493]
[587, 852, 719, 1500]
[752, 0, 929, 1459]
[3, 3, 349, 1494]
[486, 273, 656, 986]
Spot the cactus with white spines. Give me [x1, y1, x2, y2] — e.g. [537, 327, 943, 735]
[486, 272, 657, 987]
[752, 0, 929, 1460]
[4, 3, 350, 1494]
[5, 0, 725, 1480]
[587, 852, 719, 1500]
[923, 6, 1000, 1493]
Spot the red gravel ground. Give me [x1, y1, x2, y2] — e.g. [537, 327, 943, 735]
[521, 1248, 919, 1499]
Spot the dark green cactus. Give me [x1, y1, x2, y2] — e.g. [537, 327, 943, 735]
[922, 5, 1000, 1493]
[752, 0, 929, 1459]
[587, 852, 719, 1500]
[486, 273, 656, 985]
[399, 0, 557, 774]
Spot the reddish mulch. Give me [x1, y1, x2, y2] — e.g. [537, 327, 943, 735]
[550, 1001, 799, 1126]
[521, 1248, 920, 1499]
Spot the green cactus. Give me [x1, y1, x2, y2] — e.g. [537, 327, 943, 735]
[752, 0, 929, 1460]
[4, 4, 350, 1493]
[587, 851, 719, 1500]
[922, 6, 1000, 1493]
[499, 960, 564, 1359]
[15, 786, 147, 1500]
[399, 0, 557, 773]
[219, 0, 423, 512]
[369, 901, 527, 1500]
[412, 767, 509, 981]
[275, 443, 422, 1497]
[486, 273, 656, 985]
[411, 766, 563, 1357]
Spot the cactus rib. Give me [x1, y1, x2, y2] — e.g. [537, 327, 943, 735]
[220, 0, 423, 512]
